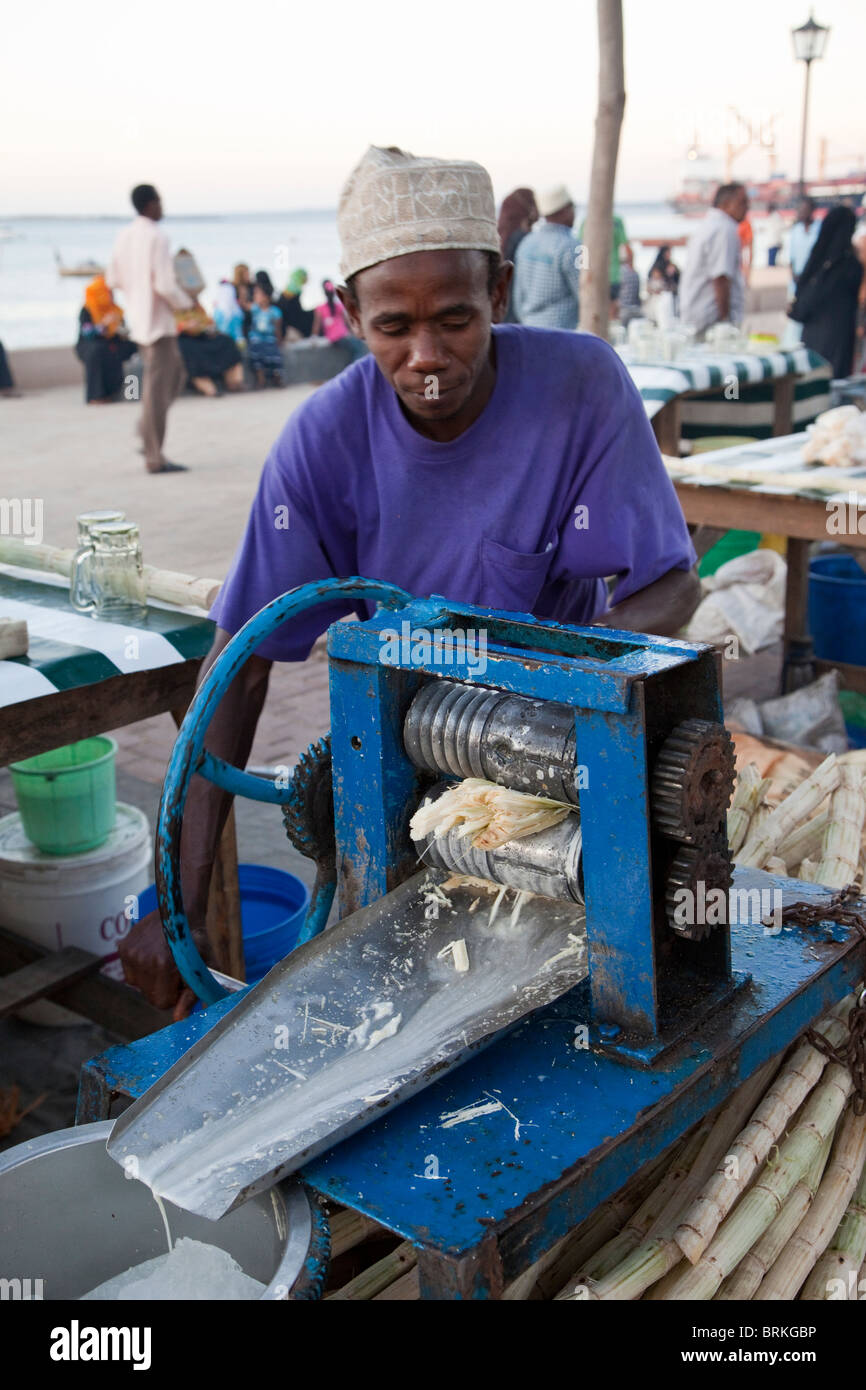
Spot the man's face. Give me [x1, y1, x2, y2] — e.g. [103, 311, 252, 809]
[726, 189, 749, 223]
[147, 196, 163, 221]
[340, 249, 509, 426]
[798, 199, 813, 225]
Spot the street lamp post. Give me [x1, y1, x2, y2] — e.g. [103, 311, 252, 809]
[791, 12, 830, 196]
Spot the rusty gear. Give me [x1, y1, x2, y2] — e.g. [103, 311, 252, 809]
[652, 719, 736, 845]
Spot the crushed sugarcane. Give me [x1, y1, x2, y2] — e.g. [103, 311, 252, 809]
[410, 777, 572, 851]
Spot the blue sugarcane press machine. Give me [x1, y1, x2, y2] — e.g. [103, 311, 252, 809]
[79, 578, 865, 1298]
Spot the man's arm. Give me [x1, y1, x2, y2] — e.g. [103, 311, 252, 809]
[598, 565, 701, 636]
[152, 232, 193, 312]
[712, 274, 731, 322]
[118, 630, 271, 1013]
[562, 237, 583, 308]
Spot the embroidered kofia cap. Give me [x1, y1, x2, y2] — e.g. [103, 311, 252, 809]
[338, 145, 500, 280]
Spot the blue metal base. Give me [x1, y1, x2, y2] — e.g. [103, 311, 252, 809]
[78, 871, 865, 1298]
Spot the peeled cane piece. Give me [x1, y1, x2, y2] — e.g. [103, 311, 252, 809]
[814, 766, 865, 891]
[673, 1001, 854, 1266]
[798, 858, 820, 883]
[656, 1062, 854, 1300]
[563, 1057, 781, 1301]
[737, 755, 840, 870]
[765, 856, 788, 876]
[756, 1102, 866, 1301]
[409, 777, 571, 852]
[727, 765, 771, 855]
[799, 1133, 866, 1300]
[715, 1134, 833, 1300]
[776, 807, 830, 873]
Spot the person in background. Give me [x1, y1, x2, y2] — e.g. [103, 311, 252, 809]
[254, 270, 275, 300]
[277, 268, 315, 339]
[247, 281, 284, 386]
[213, 281, 245, 342]
[679, 183, 748, 338]
[579, 210, 629, 307]
[792, 205, 863, 379]
[738, 209, 753, 285]
[312, 278, 366, 361]
[174, 296, 244, 396]
[75, 274, 137, 403]
[497, 188, 537, 322]
[232, 263, 253, 309]
[107, 183, 193, 473]
[513, 184, 582, 329]
[788, 197, 820, 294]
[616, 243, 642, 327]
[855, 232, 866, 373]
[648, 245, 680, 299]
[0, 341, 21, 398]
[765, 203, 783, 267]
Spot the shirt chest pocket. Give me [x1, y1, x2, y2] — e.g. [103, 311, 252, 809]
[478, 534, 557, 614]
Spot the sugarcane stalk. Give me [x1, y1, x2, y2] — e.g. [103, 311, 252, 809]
[814, 767, 865, 891]
[765, 855, 788, 876]
[799, 1136, 866, 1300]
[798, 858, 820, 883]
[673, 1004, 853, 1266]
[556, 1119, 714, 1297]
[777, 808, 830, 871]
[655, 1062, 853, 1300]
[737, 755, 840, 870]
[715, 1134, 832, 1300]
[326, 1240, 417, 1300]
[564, 1058, 780, 1301]
[727, 766, 771, 855]
[735, 803, 772, 864]
[506, 1141, 677, 1300]
[755, 1103, 866, 1300]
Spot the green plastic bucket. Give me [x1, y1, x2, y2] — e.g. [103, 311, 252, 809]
[9, 737, 118, 855]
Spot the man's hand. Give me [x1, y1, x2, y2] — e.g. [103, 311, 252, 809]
[118, 909, 198, 1020]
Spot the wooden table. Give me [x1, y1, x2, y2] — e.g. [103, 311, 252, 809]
[0, 568, 244, 1025]
[663, 436, 866, 692]
[622, 344, 831, 456]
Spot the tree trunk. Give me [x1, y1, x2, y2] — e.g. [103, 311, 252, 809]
[579, 0, 626, 338]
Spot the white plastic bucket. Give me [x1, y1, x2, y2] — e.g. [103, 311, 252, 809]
[0, 802, 151, 1024]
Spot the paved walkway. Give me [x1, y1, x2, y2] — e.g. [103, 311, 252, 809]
[3, 382, 331, 780]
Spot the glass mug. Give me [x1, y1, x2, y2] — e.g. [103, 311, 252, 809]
[70, 521, 147, 622]
[72, 510, 126, 608]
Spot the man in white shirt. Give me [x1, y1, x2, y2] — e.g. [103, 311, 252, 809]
[679, 183, 749, 338]
[788, 196, 820, 293]
[107, 185, 192, 473]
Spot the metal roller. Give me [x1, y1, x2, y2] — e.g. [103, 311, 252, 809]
[416, 784, 584, 904]
[404, 679, 581, 804]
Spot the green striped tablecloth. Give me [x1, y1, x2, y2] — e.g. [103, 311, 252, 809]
[0, 569, 214, 711]
[624, 345, 832, 441]
[662, 430, 866, 503]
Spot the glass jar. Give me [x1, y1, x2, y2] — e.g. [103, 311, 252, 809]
[70, 521, 147, 622]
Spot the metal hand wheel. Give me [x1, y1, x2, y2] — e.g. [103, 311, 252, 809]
[155, 577, 413, 1004]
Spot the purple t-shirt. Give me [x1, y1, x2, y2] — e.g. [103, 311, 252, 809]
[210, 324, 696, 661]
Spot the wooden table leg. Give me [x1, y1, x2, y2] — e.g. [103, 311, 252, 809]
[772, 374, 795, 436]
[171, 708, 245, 982]
[652, 399, 682, 457]
[206, 806, 245, 981]
[784, 537, 811, 646]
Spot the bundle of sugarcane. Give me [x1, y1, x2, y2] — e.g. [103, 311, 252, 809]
[554, 990, 866, 1301]
[728, 755, 865, 891]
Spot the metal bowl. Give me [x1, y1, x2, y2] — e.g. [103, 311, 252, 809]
[0, 1121, 328, 1300]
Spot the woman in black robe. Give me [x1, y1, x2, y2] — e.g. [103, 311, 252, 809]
[793, 206, 863, 379]
[75, 307, 137, 403]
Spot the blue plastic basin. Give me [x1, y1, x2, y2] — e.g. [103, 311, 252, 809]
[137, 863, 310, 984]
[808, 555, 866, 668]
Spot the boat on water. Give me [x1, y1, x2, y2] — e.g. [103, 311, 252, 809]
[54, 252, 104, 278]
[671, 169, 866, 216]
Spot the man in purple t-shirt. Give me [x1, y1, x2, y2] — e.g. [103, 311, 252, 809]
[120, 145, 698, 1012]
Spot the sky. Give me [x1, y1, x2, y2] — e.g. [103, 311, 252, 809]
[1, 0, 863, 216]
